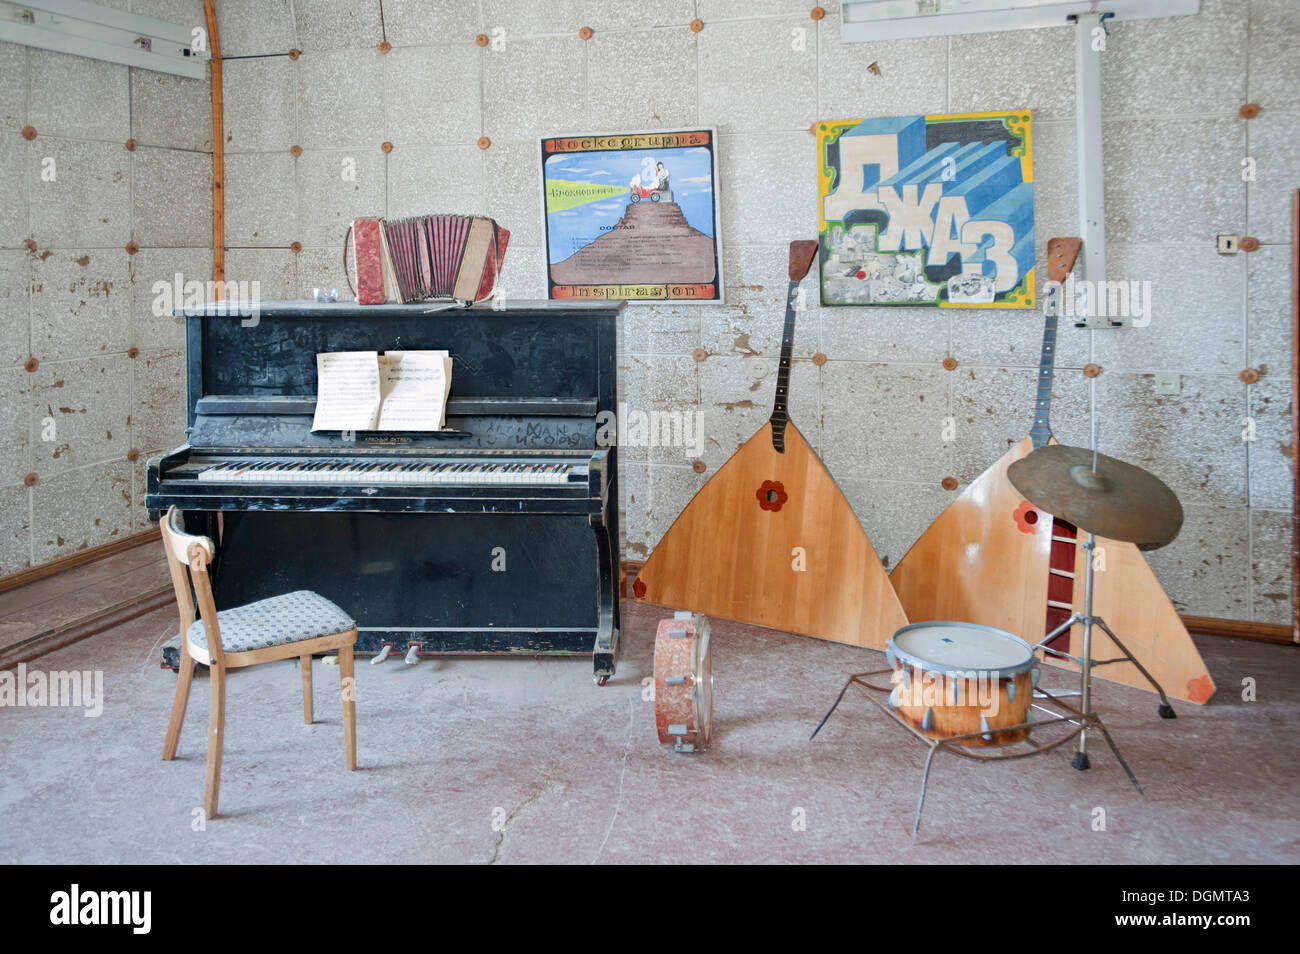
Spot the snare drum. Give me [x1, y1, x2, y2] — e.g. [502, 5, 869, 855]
[654, 611, 713, 753]
[886, 621, 1040, 747]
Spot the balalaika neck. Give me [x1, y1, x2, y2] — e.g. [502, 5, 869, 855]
[769, 280, 800, 453]
[1029, 287, 1061, 449]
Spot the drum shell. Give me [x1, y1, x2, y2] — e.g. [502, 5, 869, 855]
[893, 665, 1032, 746]
[653, 616, 710, 747]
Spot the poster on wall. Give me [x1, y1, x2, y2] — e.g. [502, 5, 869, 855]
[540, 128, 723, 303]
[817, 110, 1034, 308]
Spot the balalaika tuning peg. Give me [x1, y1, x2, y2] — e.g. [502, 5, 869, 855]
[370, 642, 395, 665]
[404, 643, 421, 666]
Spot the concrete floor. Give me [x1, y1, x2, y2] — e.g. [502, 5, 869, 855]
[1, 598, 1297, 864]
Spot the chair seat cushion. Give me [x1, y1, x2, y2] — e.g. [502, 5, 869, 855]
[187, 590, 355, 655]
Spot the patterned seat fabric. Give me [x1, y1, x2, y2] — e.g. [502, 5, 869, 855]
[187, 590, 355, 655]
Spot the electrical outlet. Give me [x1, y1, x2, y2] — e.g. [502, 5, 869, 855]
[1153, 372, 1181, 396]
[1217, 234, 1239, 255]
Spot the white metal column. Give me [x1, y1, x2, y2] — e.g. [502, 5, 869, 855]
[1072, 12, 1111, 327]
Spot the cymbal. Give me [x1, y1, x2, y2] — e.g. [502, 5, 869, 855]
[1006, 445, 1183, 550]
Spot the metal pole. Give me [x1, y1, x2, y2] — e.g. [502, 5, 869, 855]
[1073, 12, 1107, 329]
[1090, 376, 1099, 474]
[1075, 533, 1096, 770]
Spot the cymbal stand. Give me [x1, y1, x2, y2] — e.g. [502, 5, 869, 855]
[1035, 372, 1177, 773]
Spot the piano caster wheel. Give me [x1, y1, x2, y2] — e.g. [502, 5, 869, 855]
[1158, 703, 1176, 719]
[370, 642, 395, 665]
[594, 674, 610, 687]
[405, 644, 421, 666]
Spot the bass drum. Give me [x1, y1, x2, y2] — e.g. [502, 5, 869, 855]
[654, 611, 713, 753]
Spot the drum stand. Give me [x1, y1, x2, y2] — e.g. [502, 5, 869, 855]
[811, 668, 1144, 836]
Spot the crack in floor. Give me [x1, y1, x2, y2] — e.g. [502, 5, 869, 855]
[485, 779, 555, 865]
[590, 695, 636, 865]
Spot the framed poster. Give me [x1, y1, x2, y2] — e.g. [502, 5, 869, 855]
[540, 128, 723, 303]
[817, 110, 1034, 308]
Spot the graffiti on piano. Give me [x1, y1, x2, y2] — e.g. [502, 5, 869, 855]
[817, 110, 1035, 308]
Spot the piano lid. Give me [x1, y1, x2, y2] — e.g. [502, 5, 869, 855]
[179, 299, 626, 319]
[181, 300, 622, 434]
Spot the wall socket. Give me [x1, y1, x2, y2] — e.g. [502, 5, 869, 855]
[1153, 372, 1181, 395]
[1217, 234, 1239, 255]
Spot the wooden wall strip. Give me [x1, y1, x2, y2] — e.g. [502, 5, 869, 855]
[0, 586, 173, 671]
[1179, 616, 1294, 646]
[0, 531, 156, 595]
[621, 560, 1296, 646]
[204, 0, 224, 293]
[1292, 189, 1298, 644]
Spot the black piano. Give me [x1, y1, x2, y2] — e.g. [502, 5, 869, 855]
[147, 300, 622, 681]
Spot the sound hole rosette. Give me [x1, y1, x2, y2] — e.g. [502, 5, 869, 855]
[756, 479, 788, 512]
[653, 612, 714, 753]
[885, 621, 1037, 747]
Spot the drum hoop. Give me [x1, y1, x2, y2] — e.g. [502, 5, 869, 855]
[888, 620, 1036, 679]
[691, 616, 713, 744]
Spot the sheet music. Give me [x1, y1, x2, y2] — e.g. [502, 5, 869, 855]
[312, 351, 382, 431]
[311, 350, 452, 432]
[376, 351, 452, 431]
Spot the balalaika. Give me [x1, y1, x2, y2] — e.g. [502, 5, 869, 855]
[147, 300, 622, 681]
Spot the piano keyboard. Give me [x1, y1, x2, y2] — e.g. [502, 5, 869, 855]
[192, 458, 588, 486]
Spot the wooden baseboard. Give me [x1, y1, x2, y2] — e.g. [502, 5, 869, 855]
[0, 585, 173, 671]
[1178, 615, 1294, 645]
[0, 530, 157, 596]
[620, 561, 1295, 645]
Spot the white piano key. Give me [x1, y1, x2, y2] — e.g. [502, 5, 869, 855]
[193, 457, 587, 487]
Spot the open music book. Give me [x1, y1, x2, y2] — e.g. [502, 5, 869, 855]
[311, 350, 453, 432]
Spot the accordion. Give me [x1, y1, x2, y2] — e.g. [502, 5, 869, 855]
[348, 215, 510, 305]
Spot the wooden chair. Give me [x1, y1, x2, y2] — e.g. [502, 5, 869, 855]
[158, 506, 357, 818]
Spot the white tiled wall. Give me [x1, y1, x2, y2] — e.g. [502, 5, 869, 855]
[0, 0, 210, 573]
[1, 0, 1293, 628]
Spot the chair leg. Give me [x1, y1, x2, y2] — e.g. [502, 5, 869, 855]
[300, 653, 313, 724]
[162, 649, 195, 760]
[204, 662, 226, 820]
[340, 641, 356, 771]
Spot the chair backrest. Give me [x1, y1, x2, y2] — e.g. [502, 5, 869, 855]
[159, 506, 224, 665]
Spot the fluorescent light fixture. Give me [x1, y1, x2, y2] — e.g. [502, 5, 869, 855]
[840, 0, 1201, 41]
[0, 0, 209, 78]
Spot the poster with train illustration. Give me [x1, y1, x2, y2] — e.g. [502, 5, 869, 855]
[817, 110, 1035, 308]
[540, 128, 724, 303]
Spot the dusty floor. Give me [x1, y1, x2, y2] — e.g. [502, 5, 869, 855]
[1, 597, 1297, 864]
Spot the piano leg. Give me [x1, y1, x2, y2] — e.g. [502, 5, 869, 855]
[590, 511, 619, 685]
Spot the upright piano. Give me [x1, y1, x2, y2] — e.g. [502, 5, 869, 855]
[146, 300, 622, 681]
